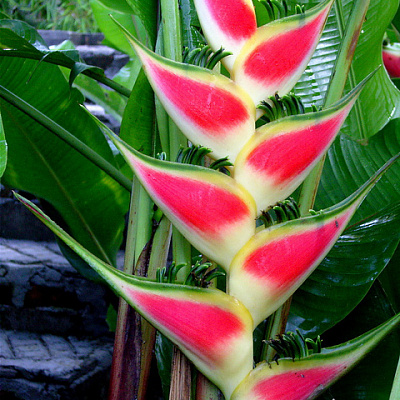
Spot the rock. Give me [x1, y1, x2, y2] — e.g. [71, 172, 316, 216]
[0, 330, 113, 400]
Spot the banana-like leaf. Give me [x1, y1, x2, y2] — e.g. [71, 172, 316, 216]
[94, 0, 157, 46]
[15, 194, 254, 400]
[293, 0, 400, 141]
[0, 20, 103, 86]
[117, 24, 256, 162]
[193, 0, 257, 70]
[231, 312, 400, 400]
[232, 0, 334, 106]
[0, 57, 128, 264]
[315, 282, 400, 400]
[383, 44, 400, 78]
[233, 81, 363, 211]
[90, 0, 137, 57]
[229, 153, 400, 326]
[111, 135, 257, 269]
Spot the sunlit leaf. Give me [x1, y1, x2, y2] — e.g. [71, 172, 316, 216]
[0, 57, 128, 265]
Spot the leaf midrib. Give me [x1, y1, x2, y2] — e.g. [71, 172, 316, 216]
[3, 104, 112, 264]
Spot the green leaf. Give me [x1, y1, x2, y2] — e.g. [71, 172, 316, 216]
[180, 0, 204, 50]
[125, 0, 158, 47]
[317, 119, 400, 220]
[379, 244, 400, 312]
[92, 0, 158, 47]
[0, 20, 131, 97]
[93, 0, 135, 14]
[120, 69, 158, 156]
[288, 202, 400, 337]
[319, 282, 400, 400]
[0, 20, 103, 83]
[293, 0, 400, 140]
[155, 333, 174, 399]
[90, 0, 138, 56]
[0, 56, 129, 265]
[53, 39, 136, 123]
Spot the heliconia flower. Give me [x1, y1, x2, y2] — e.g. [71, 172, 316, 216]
[231, 313, 400, 400]
[232, 0, 334, 106]
[14, 194, 254, 399]
[116, 22, 256, 163]
[228, 153, 400, 326]
[109, 134, 257, 269]
[233, 80, 366, 212]
[193, 0, 257, 71]
[382, 44, 400, 78]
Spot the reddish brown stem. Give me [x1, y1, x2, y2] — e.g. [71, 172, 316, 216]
[169, 347, 192, 400]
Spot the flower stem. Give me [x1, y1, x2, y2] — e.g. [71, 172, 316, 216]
[160, 0, 193, 397]
[298, 0, 371, 214]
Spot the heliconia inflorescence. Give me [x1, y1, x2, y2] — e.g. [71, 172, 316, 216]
[19, 1, 400, 399]
[383, 43, 400, 78]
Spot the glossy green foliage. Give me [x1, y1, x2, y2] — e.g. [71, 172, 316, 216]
[0, 56, 128, 265]
[292, 0, 400, 140]
[0, 20, 104, 86]
[120, 69, 158, 156]
[318, 119, 400, 219]
[319, 283, 400, 400]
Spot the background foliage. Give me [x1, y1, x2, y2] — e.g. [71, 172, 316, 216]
[0, 0, 98, 32]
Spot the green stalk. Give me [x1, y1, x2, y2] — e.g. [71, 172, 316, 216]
[133, 213, 171, 400]
[108, 185, 138, 400]
[389, 354, 400, 400]
[160, 0, 192, 398]
[0, 84, 131, 192]
[160, 0, 187, 161]
[261, 299, 292, 362]
[298, 0, 371, 214]
[134, 185, 154, 263]
[272, 0, 372, 347]
[160, 0, 191, 274]
[109, 182, 155, 400]
[137, 217, 172, 400]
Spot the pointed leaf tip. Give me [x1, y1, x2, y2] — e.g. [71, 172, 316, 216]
[383, 45, 400, 78]
[233, 0, 334, 105]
